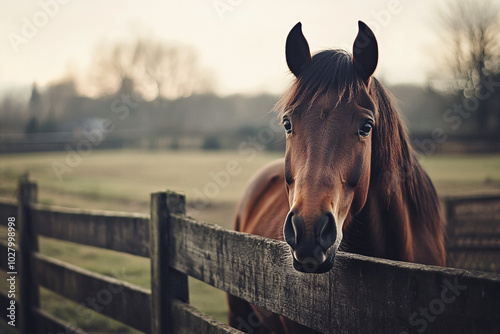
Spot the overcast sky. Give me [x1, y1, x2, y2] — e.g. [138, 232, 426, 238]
[1, 0, 497, 96]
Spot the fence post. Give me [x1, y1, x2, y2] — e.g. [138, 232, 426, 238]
[17, 175, 39, 334]
[150, 191, 189, 334]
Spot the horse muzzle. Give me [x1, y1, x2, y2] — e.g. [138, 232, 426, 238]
[284, 211, 339, 273]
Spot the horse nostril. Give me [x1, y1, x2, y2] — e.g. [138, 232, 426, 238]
[284, 211, 302, 249]
[314, 212, 337, 250]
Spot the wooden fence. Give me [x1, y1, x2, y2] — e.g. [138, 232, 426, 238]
[445, 195, 500, 273]
[1, 178, 500, 334]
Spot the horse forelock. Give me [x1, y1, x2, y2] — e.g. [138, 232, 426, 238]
[275, 49, 365, 117]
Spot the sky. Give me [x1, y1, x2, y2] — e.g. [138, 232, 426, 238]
[0, 0, 496, 97]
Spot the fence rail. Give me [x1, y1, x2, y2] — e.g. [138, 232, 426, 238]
[444, 194, 500, 272]
[34, 252, 151, 333]
[0, 179, 499, 333]
[30, 203, 150, 257]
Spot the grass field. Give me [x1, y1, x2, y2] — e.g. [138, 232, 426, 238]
[1, 149, 500, 332]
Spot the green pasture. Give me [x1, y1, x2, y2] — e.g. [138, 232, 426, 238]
[1, 149, 500, 333]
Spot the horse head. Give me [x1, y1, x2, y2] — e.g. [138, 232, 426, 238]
[281, 21, 379, 273]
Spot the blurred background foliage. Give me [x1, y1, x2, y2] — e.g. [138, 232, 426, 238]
[1, 0, 500, 154]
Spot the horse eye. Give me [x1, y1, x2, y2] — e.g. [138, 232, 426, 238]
[283, 117, 292, 134]
[358, 122, 372, 137]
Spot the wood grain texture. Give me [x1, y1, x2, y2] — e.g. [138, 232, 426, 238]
[34, 252, 151, 333]
[167, 214, 500, 334]
[171, 299, 242, 334]
[30, 203, 150, 257]
[150, 191, 189, 334]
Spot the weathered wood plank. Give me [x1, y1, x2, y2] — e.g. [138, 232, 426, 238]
[171, 299, 242, 334]
[168, 214, 500, 334]
[33, 252, 151, 333]
[150, 191, 189, 334]
[35, 308, 88, 334]
[30, 203, 150, 257]
[0, 198, 18, 225]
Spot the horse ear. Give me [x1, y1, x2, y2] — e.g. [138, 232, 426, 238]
[352, 21, 378, 83]
[286, 22, 311, 77]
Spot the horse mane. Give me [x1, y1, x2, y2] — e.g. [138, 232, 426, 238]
[370, 78, 443, 235]
[275, 49, 443, 235]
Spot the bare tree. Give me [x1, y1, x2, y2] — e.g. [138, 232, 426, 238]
[89, 38, 213, 100]
[25, 83, 42, 134]
[432, 0, 500, 133]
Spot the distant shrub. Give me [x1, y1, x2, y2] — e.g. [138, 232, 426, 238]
[170, 137, 180, 150]
[237, 126, 258, 137]
[201, 136, 221, 150]
[40, 117, 59, 133]
[25, 117, 39, 134]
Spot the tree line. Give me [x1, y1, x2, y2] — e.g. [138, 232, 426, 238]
[0, 0, 499, 152]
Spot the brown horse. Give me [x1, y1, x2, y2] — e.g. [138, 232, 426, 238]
[228, 21, 446, 333]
